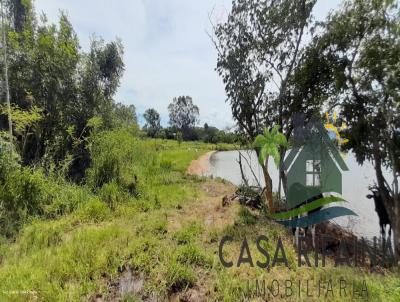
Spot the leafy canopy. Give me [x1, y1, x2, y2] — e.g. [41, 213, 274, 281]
[168, 96, 199, 130]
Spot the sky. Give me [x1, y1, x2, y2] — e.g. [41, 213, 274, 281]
[34, 0, 342, 129]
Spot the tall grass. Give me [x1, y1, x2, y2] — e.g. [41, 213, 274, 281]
[0, 131, 398, 301]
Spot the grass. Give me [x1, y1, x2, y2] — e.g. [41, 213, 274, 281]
[0, 136, 398, 301]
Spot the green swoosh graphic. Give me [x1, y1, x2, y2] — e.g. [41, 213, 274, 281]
[276, 206, 357, 228]
[270, 196, 347, 220]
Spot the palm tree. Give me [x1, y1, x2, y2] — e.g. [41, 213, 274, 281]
[253, 125, 288, 213]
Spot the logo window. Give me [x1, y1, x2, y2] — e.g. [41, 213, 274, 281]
[306, 160, 321, 187]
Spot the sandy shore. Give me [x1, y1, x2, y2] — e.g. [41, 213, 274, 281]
[187, 151, 216, 176]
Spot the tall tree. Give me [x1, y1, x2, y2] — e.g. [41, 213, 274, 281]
[1, 0, 13, 153]
[0, 1, 125, 180]
[212, 0, 325, 210]
[6, 0, 33, 32]
[143, 108, 161, 138]
[168, 96, 199, 139]
[309, 0, 400, 257]
[113, 103, 137, 128]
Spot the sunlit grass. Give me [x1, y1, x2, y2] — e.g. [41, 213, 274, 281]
[0, 134, 398, 301]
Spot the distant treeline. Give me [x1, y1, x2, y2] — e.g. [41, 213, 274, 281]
[142, 97, 239, 144]
[143, 124, 239, 144]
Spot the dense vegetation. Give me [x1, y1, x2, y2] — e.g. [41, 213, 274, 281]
[0, 0, 238, 237]
[213, 0, 400, 259]
[0, 0, 398, 301]
[0, 133, 398, 301]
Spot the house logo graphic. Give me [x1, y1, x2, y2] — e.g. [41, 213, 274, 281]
[271, 114, 357, 228]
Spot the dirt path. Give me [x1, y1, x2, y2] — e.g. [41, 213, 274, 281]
[168, 180, 239, 234]
[104, 153, 240, 302]
[182, 150, 239, 236]
[167, 179, 239, 302]
[186, 151, 216, 176]
[167, 153, 240, 301]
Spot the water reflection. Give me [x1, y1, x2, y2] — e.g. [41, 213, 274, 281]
[207, 150, 393, 239]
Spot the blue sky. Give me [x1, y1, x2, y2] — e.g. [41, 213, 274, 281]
[35, 0, 342, 129]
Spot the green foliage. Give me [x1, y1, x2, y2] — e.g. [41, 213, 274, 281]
[164, 261, 196, 293]
[86, 129, 140, 190]
[173, 222, 203, 245]
[176, 131, 183, 145]
[0, 104, 42, 133]
[175, 243, 211, 267]
[0, 139, 397, 300]
[213, 0, 321, 141]
[16, 219, 66, 255]
[238, 206, 257, 225]
[168, 96, 199, 140]
[0, 150, 52, 237]
[308, 0, 400, 255]
[75, 197, 110, 223]
[3, 4, 126, 179]
[43, 183, 93, 218]
[0, 1, 398, 299]
[112, 103, 137, 129]
[98, 181, 127, 210]
[143, 108, 161, 138]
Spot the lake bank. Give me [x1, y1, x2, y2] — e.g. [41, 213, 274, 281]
[1, 140, 396, 301]
[206, 150, 393, 240]
[186, 150, 216, 176]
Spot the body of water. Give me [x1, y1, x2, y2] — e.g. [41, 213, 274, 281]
[207, 150, 393, 239]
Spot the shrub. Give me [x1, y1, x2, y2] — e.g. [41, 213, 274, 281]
[238, 206, 257, 225]
[86, 129, 139, 189]
[44, 183, 93, 218]
[98, 181, 127, 210]
[16, 219, 66, 255]
[0, 150, 53, 236]
[74, 198, 110, 223]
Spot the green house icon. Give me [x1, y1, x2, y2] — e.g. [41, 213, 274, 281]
[282, 116, 349, 209]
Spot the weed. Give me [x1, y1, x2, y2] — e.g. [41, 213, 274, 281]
[238, 206, 257, 225]
[173, 222, 203, 245]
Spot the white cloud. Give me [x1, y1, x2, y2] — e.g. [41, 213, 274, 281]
[34, 0, 341, 129]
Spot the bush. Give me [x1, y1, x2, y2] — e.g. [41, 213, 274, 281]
[74, 198, 110, 223]
[0, 149, 53, 237]
[238, 206, 257, 225]
[44, 183, 93, 218]
[86, 129, 139, 190]
[98, 181, 127, 210]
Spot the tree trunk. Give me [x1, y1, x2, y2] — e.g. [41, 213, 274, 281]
[393, 215, 400, 263]
[390, 145, 400, 262]
[372, 138, 399, 259]
[262, 157, 274, 213]
[238, 152, 249, 187]
[393, 205, 400, 263]
[254, 147, 274, 213]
